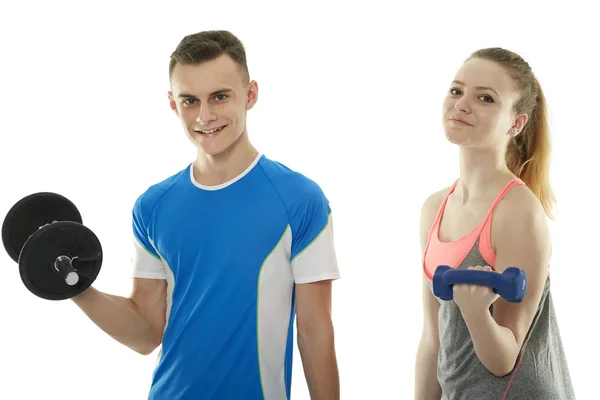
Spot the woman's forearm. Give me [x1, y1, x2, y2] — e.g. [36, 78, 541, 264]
[462, 310, 519, 377]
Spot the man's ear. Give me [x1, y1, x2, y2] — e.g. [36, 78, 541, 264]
[168, 91, 179, 116]
[246, 80, 259, 110]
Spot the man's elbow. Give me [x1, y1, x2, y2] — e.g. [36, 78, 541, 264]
[135, 347, 153, 356]
[131, 341, 158, 356]
[297, 315, 335, 344]
[131, 332, 163, 356]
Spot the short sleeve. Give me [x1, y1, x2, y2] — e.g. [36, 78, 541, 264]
[290, 183, 340, 284]
[130, 194, 167, 279]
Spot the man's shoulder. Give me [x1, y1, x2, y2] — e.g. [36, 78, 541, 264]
[258, 155, 326, 201]
[134, 165, 190, 214]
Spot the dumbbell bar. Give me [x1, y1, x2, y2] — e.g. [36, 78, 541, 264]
[1, 192, 103, 300]
[433, 265, 527, 303]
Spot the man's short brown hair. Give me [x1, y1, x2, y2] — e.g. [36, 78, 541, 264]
[169, 30, 250, 84]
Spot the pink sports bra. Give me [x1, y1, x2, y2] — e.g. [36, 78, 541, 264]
[423, 177, 525, 282]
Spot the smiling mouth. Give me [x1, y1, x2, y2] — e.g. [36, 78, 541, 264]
[196, 125, 226, 135]
[450, 119, 472, 126]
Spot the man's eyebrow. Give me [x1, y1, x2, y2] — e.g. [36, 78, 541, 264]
[452, 80, 499, 97]
[209, 88, 233, 96]
[177, 88, 233, 98]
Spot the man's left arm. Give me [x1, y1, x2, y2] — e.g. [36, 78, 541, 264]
[290, 183, 340, 399]
[296, 279, 340, 400]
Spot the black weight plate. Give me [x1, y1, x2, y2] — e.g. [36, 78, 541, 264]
[19, 221, 102, 300]
[2, 192, 82, 263]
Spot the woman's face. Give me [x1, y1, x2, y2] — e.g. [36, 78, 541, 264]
[442, 57, 526, 150]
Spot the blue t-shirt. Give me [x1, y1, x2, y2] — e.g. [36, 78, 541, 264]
[130, 154, 340, 399]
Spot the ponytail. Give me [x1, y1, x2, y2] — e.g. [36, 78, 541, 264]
[506, 79, 556, 220]
[469, 48, 557, 220]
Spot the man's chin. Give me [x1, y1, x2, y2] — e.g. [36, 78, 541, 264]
[193, 140, 230, 158]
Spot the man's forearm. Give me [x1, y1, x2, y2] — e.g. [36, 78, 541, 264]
[298, 325, 340, 400]
[462, 310, 519, 376]
[72, 287, 159, 354]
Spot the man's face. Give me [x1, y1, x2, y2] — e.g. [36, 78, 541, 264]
[168, 54, 258, 157]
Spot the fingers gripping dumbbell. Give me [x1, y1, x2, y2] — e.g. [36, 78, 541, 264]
[2, 192, 103, 300]
[433, 265, 528, 303]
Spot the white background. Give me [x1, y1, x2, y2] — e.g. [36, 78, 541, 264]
[0, 1, 597, 399]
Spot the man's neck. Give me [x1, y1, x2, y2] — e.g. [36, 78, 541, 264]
[193, 135, 260, 187]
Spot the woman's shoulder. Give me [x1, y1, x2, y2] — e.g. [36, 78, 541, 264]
[493, 182, 549, 241]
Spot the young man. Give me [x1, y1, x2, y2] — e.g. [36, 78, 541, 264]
[72, 30, 341, 400]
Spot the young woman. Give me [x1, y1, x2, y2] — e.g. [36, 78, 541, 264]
[414, 48, 575, 400]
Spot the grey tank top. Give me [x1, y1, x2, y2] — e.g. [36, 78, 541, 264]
[425, 240, 575, 399]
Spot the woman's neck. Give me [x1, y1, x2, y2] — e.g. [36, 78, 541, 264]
[456, 147, 514, 203]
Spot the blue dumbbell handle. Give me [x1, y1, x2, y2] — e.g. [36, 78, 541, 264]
[444, 269, 500, 292]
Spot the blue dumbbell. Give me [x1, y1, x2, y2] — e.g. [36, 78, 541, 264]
[433, 265, 527, 303]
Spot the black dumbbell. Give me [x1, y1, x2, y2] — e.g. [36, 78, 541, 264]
[2, 192, 103, 300]
[433, 265, 527, 303]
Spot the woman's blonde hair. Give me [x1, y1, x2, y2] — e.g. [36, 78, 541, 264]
[468, 48, 556, 219]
